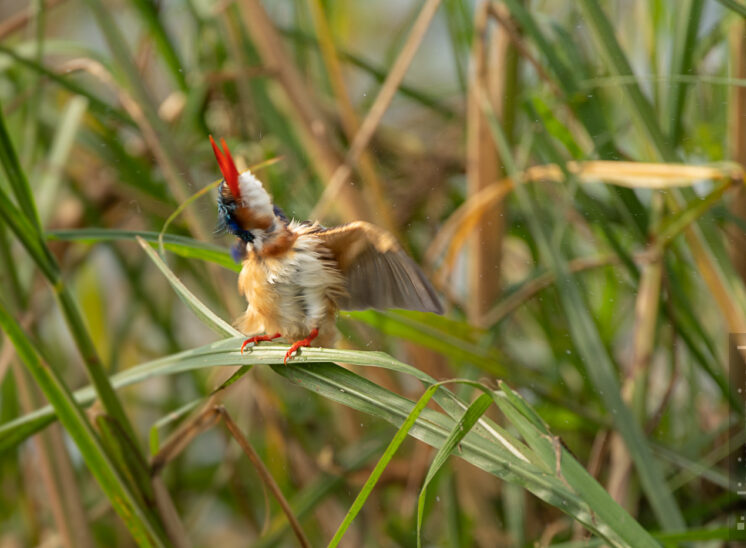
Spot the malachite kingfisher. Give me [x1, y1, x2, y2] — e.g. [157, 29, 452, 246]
[210, 136, 442, 364]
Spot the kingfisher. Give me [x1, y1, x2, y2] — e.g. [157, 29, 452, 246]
[210, 136, 443, 364]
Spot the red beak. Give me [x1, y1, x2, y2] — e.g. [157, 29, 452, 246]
[209, 135, 241, 201]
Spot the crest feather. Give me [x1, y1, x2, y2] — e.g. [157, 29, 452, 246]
[209, 135, 241, 200]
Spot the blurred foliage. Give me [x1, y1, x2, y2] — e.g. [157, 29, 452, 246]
[0, 0, 745, 546]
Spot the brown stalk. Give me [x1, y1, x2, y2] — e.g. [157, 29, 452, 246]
[487, 4, 562, 100]
[572, 430, 609, 541]
[610, 194, 666, 509]
[311, 0, 444, 220]
[480, 254, 619, 326]
[539, 519, 570, 547]
[0, 330, 15, 385]
[675, 201, 746, 332]
[220, 408, 311, 548]
[46, 424, 95, 547]
[219, 12, 261, 139]
[56, 58, 211, 241]
[236, 0, 372, 223]
[13, 366, 86, 548]
[57, 58, 242, 316]
[306, 0, 397, 233]
[425, 161, 742, 282]
[151, 477, 191, 548]
[605, 434, 632, 514]
[466, 2, 510, 325]
[3, 309, 94, 548]
[487, 2, 596, 156]
[730, 19, 746, 286]
[0, 0, 66, 40]
[728, 16, 746, 451]
[646, 295, 680, 435]
[151, 402, 311, 548]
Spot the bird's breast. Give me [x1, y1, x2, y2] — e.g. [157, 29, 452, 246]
[236, 237, 346, 341]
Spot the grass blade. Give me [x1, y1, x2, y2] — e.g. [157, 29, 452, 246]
[480, 90, 686, 530]
[416, 392, 492, 547]
[327, 382, 442, 547]
[0, 298, 166, 546]
[36, 96, 88, 223]
[0, 99, 41, 228]
[136, 236, 239, 337]
[47, 228, 238, 271]
[712, 0, 746, 17]
[0, 108, 139, 447]
[666, 0, 704, 145]
[129, 0, 187, 91]
[0, 44, 133, 126]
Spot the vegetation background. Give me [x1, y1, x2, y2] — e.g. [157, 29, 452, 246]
[0, 0, 745, 546]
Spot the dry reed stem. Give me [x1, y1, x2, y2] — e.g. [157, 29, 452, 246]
[220, 11, 263, 142]
[466, 2, 507, 325]
[46, 423, 95, 548]
[487, 4, 562, 99]
[151, 477, 191, 548]
[2, 312, 94, 548]
[150, 402, 310, 548]
[57, 58, 241, 315]
[13, 362, 82, 548]
[0, 333, 15, 386]
[0, 0, 66, 40]
[479, 254, 619, 326]
[626, 194, 666, 392]
[151, 373, 311, 548]
[236, 0, 372, 223]
[219, 408, 311, 548]
[678, 216, 746, 332]
[606, 432, 634, 513]
[728, 17, 746, 442]
[311, 0, 443, 220]
[646, 298, 680, 435]
[56, 58, 211, 242]
[627, 256, 663, 386]
[612, 195, 666, 510]
[730, 21, 746, 290]
[306, 0, 397, 233]
[426, 160, 743, 278]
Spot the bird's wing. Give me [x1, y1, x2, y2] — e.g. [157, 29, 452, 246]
[314, 221, 443, 314]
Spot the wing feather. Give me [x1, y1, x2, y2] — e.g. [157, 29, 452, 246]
[315, 221, 443, 314]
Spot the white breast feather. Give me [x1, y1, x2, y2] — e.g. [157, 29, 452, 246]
[238, 170, 273, 218]
[237, 221, 346, 340]
[271, 237, 329, 326]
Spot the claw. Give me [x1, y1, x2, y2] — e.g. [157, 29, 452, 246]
[241, 332, 281, 354]
[283, 328, 319, 365]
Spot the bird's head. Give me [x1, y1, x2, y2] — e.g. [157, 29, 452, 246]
[210, 136, 282, 256]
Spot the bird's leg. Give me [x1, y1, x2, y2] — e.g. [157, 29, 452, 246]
[241, 332, 281, 354]
[284, 328, 319, 364]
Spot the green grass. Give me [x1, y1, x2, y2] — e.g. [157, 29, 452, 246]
[0, 1, 745, 546]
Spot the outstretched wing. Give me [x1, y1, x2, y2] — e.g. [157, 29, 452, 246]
[315, 221, 443, 314]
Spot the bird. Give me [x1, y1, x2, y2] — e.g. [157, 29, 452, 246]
[210, 136, 443, 364]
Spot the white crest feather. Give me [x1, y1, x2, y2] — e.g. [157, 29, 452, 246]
[238, 170, 273, 218]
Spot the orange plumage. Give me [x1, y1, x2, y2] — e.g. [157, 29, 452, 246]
[211, 137, 442, 363]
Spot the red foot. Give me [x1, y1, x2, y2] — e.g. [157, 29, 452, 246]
[241, 332, 281, 354]
[284, 328, 319, 365]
